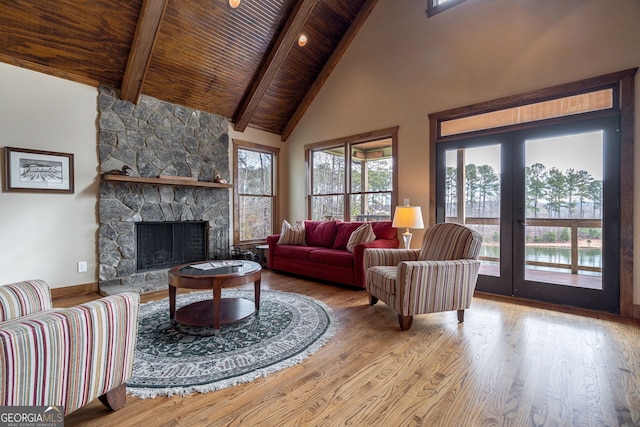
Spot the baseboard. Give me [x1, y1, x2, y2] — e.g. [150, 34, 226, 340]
[50, 282, 99, 299]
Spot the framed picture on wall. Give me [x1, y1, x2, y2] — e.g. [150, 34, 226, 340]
[3, 147, 74, 194]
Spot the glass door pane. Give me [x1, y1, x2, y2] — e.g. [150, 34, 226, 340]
[523, 131, 603, 290]
[444, 144, 501, 277]
[513, 116, 619, 312]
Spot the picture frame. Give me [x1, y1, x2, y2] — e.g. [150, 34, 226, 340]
[3, 147, 74, 194]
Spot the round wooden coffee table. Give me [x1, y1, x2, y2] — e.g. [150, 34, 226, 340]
[168, 260, 262, 334]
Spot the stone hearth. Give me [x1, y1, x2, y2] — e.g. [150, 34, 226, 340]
[97, 86, 231, 295]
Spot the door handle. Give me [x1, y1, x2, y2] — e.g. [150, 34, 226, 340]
[517, 220, 527, 226]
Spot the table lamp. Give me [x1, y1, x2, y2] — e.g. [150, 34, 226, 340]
[392, 205, 424, 249]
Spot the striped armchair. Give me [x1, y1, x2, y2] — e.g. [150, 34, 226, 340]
[364, 223, 482, 330]
[0, 279, 139, 415]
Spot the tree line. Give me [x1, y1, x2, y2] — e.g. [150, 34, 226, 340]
[446, 163, 602, 219]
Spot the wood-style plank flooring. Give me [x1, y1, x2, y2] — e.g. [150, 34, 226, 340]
[61, 271, 640, 426]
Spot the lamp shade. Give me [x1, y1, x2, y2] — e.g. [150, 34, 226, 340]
[392, 206, 424, 229]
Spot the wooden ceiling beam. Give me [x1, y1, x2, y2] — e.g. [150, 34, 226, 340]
[281, 0, 379, 141]
[233, 0, 318, 133]
[120, 0, 168, 103]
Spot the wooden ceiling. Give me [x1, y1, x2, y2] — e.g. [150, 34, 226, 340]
[0, 0, 378, 140]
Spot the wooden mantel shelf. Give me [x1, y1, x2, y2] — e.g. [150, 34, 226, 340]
[101, 174, 232, 189]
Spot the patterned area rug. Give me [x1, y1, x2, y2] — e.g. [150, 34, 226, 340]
[127, 289, 337, 398]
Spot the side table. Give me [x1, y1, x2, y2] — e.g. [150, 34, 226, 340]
[255, 244, 269, 268]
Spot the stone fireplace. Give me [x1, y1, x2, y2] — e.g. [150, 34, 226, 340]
[97, 86, 231, 295]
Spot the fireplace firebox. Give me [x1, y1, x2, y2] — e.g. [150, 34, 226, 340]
[136, 221, 208, 272]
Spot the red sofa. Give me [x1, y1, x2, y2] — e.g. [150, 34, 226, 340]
[266, 220, 399, 288]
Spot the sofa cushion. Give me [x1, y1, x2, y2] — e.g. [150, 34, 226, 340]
[346, 223, 376, 253]
[333, 222, 363, 249]
[371, 221, 396, 240]
[304, 221, 339, 248]
[273, 245, 315, 261]
[308, 248, 354, 268]
[367, 266, 398, 295]
[277, 220, 306, 245]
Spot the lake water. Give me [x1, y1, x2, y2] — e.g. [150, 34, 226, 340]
[480, 245, 602, 274]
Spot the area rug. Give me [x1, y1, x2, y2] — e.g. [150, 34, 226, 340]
[127, 289, 337, 398]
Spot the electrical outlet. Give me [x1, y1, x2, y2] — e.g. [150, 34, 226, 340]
[77, 261, 88, 273]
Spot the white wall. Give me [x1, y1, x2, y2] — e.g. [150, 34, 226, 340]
[285, 0, 640, 303]
[0, 63, 98, 288]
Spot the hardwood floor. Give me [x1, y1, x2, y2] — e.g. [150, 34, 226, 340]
[61, 271, 640, 426]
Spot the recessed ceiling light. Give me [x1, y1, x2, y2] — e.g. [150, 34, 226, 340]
[298, 34, 308, 47]
[229, 0, 240, 8]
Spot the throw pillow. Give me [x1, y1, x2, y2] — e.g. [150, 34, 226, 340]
[277, 220, 306, 245]
[371, 221, 397, 240]
[305, 220, 339, 247]
[346, 223, 376, 253]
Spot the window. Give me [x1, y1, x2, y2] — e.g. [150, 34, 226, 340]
[440, 89, 614, 137]
[306, 127, 398, 222]
[427, 0, 466, 17]
[233, 141, 278, 244]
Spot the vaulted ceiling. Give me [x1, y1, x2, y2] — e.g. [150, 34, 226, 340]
[0, 0, 378, 140]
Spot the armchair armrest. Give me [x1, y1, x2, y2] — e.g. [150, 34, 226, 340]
[0, 309, 69, 408]
[362, 247, 418, 290]
[364, 248, 420, 271]
[397, 259, 481, 312]
[0, 279, 52, 322]
[63, 292, 140, 412]
[354, 238, 400, 288]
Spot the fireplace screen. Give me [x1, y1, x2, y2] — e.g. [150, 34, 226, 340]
[136, 221, 207, 271]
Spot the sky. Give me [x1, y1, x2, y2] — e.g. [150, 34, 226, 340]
[446, 130, 604, 180]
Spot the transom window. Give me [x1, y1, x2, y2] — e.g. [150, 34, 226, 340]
[440, 89, 614, 137]
[233, 141, 278, 244]
[427, 0, 466, 17]
[306, 127, 398, 221]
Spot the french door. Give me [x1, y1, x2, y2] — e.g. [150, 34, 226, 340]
[436, 116, 620, 312]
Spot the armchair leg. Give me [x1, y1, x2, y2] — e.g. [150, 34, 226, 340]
[98, 384, 127, 411]
[369, 294, 378, 305]
[398, 314, 413, 331]
[457, 309, 464, 323]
